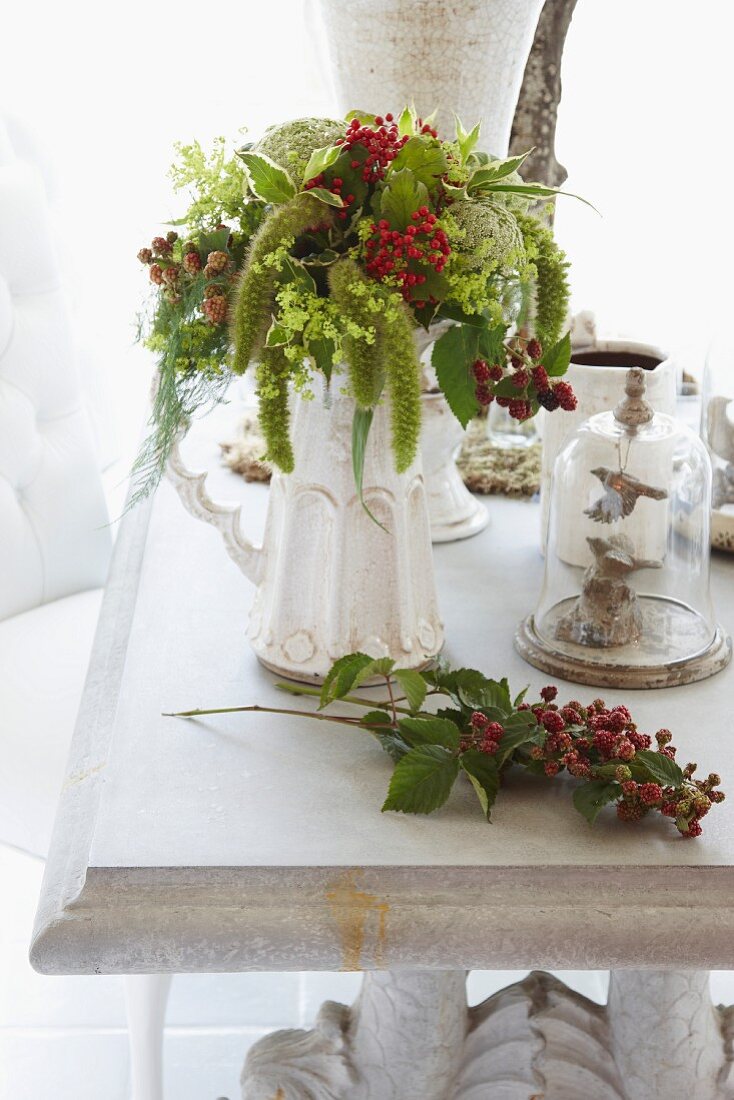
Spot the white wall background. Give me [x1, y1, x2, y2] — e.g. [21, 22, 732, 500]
[1, 0, 732, 463]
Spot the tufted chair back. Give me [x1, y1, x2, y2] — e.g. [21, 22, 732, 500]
[0, 120, 111, 621]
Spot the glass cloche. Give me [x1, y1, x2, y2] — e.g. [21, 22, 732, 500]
[516, 368, 732, 687]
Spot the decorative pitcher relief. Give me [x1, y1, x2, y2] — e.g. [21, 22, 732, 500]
[168, 379, 443, 683]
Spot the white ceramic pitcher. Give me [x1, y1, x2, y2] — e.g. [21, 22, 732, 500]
[167, 377, 444, 683]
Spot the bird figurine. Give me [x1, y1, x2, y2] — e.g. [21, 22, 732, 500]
[584, 466, 668, 524]
[586, 535, 661, 577]
[556, 535, 660, 648]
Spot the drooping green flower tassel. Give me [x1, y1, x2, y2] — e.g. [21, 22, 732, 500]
[328, 259, 385, 408]
[255, 345, 295, 473]
[383, 302, 422, 473]
[517, 213, 570, 350]
[231, 194, 333, 375]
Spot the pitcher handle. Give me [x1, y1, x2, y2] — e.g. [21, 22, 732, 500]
[166, 433, 263, 584]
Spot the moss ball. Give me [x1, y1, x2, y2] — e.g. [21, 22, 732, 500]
[450, 199, 526, 272]
[255, 117, 344, 178]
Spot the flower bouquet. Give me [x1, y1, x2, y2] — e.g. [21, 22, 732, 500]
[134, 109, 585, 681]
[136, 108, 581, 500]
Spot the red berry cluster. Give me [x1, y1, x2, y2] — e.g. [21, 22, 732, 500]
[303, 172, 357, 222]
[525, 691, 725, 837]
[334, 114, 409, 184]
[364, 207, 451, 302]
[460, 711, 505, 755]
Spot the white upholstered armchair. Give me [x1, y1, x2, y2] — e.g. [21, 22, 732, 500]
[0, 115, 170, 1100]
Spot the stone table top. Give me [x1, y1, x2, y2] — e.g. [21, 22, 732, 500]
[32, 419, 734, 974]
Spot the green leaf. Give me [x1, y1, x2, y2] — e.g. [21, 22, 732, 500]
[302, 144, 342, 183]
[455, 116, 481, 165]
[374, 730, 412, 762]
[197, 227, 230, 255]
[345, 109, 376, 125]
[279, 255, 317, 294]
[461, 751, 500, 820]
[352, 657, 396, 688]
[494, 713, 541, 767]
[265, 319, 289, 347]
[360, 710, 410, 761]
[631, 750, 684, 789]
[302, 249, 340, 267]
[382, 745, 459, 814]
[393, 669, 427, 713]
[306, 187, 345, 208]
[467, 149, 532, 189]
[306, 335, 336, 382]
[435, 707, 466, 727]
[397, 105, 416, 137]
[352, 407, 387, 530]
[378, 168, 429, 230]
[431, 325, 481, 429]
[238, 151, 297, 204]
[480, 181, 599, 213]
[436, 303, 487, 328]
[478, 322, 507, 365]
[398, 715, 460, 750]
[572, 780, 621, 825]
[457, 671, 512, 712]
[514, 686, 530, 706]
[390, 136, 448, 191]
[543, 331, 571, 377]
[442, 180, 468, 201]
[319, 652, 374, 708]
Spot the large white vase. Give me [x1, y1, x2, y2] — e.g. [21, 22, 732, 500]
[316, 0, 545, 154]
[168, 378, 444, 683]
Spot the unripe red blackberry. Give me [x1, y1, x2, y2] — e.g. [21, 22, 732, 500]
[617, 801, 645, 822]
[137, 247, 153, 264]
[202, 294, 227, 324]
[475, 383, 493, 406]
[508, 398, 532, 421]
[553, 380, 577, 411]
[512, 369, 530, 389]
[472, 358, 490, 383]
[183, 251, 202, 274]
[151, 236, 172, 256]
[162, 265, 179, 285]
[149, 263, 164, 285]
[488, 364, 504, 382]
[531, 365, 549, 390]
[205, 250, 229, 275]
[526, 338, 542, 360]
